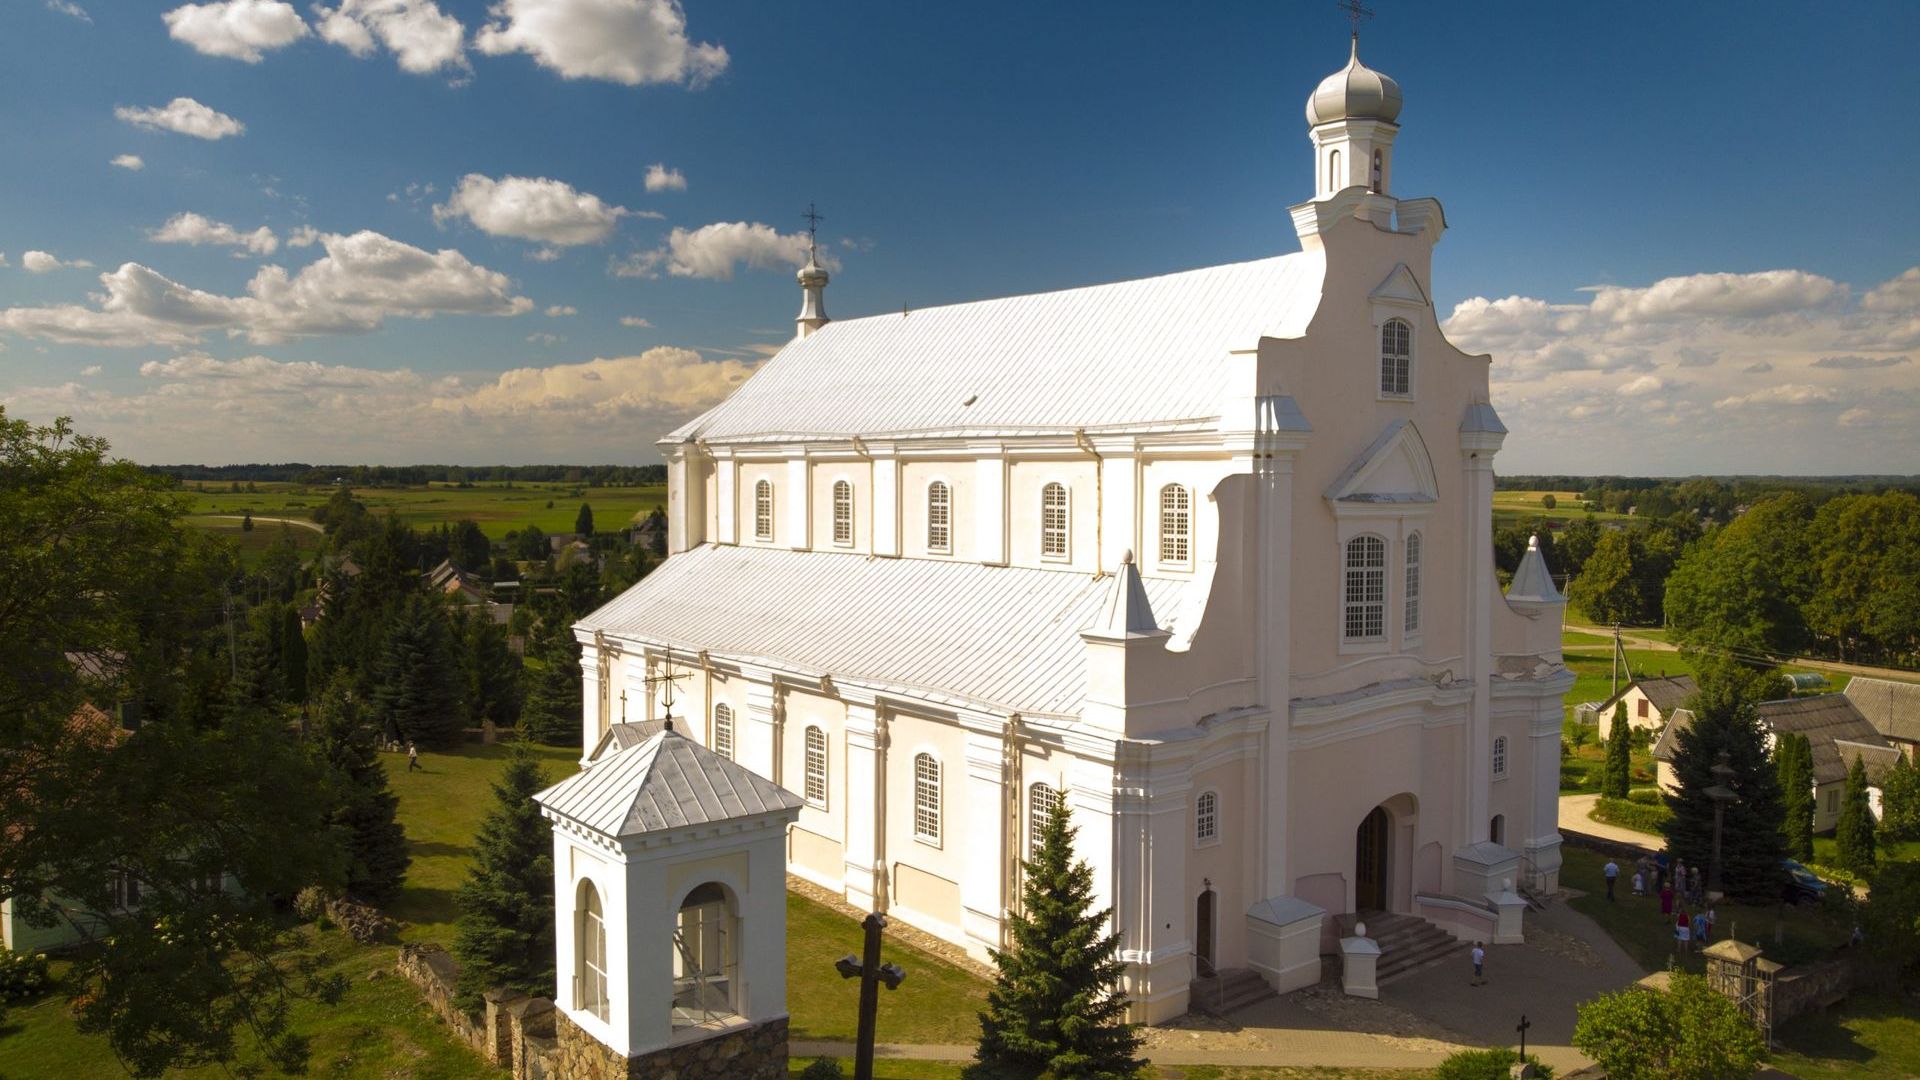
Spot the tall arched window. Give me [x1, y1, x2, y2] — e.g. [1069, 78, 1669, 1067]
[927, 481, 951, 553]
[578, 880, 609, 1021]
[1492, 735, 1509, 779]
[832, 479, 853, 546]
[1040, 482, 1069, 559]
[1028, 783, 1062, 858]
[1195, 790, 1218, 844]
[1329, 148, 1342, 190]
[754, 480, 774, 541]
[1404, 531, 1422, 635]
[913, 752, 941, 843]
[713, 704, 734, 759]
[803, 726, 828, 808]
[1159, 484, 1191, 567]
[1344, 535, 1387, 642]
[1380, 318, 1411, 396]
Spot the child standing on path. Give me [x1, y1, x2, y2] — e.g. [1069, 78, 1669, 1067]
[1470, 942, 1486, 986]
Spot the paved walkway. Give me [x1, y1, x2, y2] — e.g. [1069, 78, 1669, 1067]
[1560, 792, 1661, 852]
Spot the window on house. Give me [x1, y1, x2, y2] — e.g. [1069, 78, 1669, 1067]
[111, 868, 141, 909]
[1041, 482, 1069, 559]
[914, 753, 941, 843]
[754, 480, 774, 541]
[713, 703, 734, 760]
[927, 481, 951, 553]
[1826, 788, 1839, 814]
[1196, 790, 1218, 844]
[1343, 534, 1387, 642]
[1159, 485, 1191, 566]
[579, 881, 610, 1021]
[1381, 318, 1411, 396]
[1404, 531, 1422, 635]
[1028, 783, 1062, 858]
[1492, 735, 1509, 778]
[804, 726, 828, 808]
[832, 479, 854, 546]
[1637, 699, 1649, 719]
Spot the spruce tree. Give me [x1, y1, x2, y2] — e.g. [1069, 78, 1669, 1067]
[521, 618, 582, 746]
[452, 744, 554, 1010]
[458, 610, 523, 730]
[372, 594, 467, 748]
[225, 614, 284, 717]
[309, 676, 410, 901]
[1835, 755, 1877, 876]
[574, 502, 594, 537]
[280, 604, 309, 705]
[1776, 732, 1815, 862]
[1604, 702, 1632, 799]
[1879, 753, 1920, 844]
[968, 791, 1145, 1080]
[1659, 655, 1786, 901]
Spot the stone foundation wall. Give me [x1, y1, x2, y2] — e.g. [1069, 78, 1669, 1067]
[397, 943, 564, 1078]
[554, 1012, 788, 1080]
[1771, 952, 1859, 1027]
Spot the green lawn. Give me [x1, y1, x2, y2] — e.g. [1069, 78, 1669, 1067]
[784, 893, 988, 1046]
[182, 514, 325, 568]
[179, 480, 668, 540]
[1559, 644, 1697, 716]
[1772, 991, 1920, 1080]
[1560, 847, 1849, 974]
[785, 1063, 1428, 1080]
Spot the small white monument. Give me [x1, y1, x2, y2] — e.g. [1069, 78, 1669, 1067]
[1339, 919, 1380, 999]
[536, 726, 804, 1079]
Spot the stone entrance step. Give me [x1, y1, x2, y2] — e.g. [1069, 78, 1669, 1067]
[1188, 966, 1275, 1015]
[1339, 911, 1471, 986]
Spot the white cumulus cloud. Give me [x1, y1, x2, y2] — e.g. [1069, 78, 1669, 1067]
[657, 221, 822, 280]
[115, 98, 245, 140]
[149, 212, 279, 256]
[110, 154, 145, 170]
[22, 251, 94, 273]
[544, 304, 576, 316]
[163, 0, 309, 63]
[474, 0, 727, 87]
[1863, 268, 1920, 313]
[619, 315, 651, 328]
[643, 163, 686, 192]
[314, 0, 468, 75]
[47, 1, 91, 23]
[434, 174, 628, 246]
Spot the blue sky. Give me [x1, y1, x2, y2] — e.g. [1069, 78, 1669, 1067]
[2, 0, 1917, 472]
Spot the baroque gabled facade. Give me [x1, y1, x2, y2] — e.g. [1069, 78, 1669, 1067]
[573, 36, 1571, 1022]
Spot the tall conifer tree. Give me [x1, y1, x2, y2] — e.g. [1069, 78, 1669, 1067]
[309, 677, 410, 901]
[1604, 702, 1632, 799]
[1880, 753, 1920, 844]
[1835, 755, 1877, 876]
[452, 745, 554, 1010]
[372, 594, 466, 748]
[1660, 656, 1786, 901]
[1776, 732, 1815, 862]
[280, 604, 309, 705]
[968, 791, 1145, 1080]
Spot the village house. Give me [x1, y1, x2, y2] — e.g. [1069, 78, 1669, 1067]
[567, 34, 1571, 1022]
[1593, 674, 1696, 742]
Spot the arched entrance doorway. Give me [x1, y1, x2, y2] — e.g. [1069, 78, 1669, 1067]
[1355, 806, 1390, 912]
[1194, 888, 1217, 977]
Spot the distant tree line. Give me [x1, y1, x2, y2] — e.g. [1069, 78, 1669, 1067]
[143, 462, 666, 487]
[1499, 474, 1920, 525]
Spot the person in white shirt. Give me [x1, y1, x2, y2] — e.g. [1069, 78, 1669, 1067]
[1471, 942, 1486, 985]
[1603, 859, 1619, 901]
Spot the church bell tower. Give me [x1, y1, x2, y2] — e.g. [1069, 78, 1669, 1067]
[1304, 34, 1402, 200]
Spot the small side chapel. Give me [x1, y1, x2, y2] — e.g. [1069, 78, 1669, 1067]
[569, 30, 1572, 1024]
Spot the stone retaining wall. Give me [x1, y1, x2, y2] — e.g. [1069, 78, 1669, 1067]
[1771, 951, 1860, 1027]
[397, 943, 562, 1077]
[554, 1011, 788, 1080]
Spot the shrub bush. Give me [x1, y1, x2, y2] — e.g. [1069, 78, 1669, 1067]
[1434, 1047, 1554, 1080]
[0, 949, 52, 1004]
[293, 885, 335, 923]
[1628, 788, 1664, 806]
[799, 1057, 845, 1080]
[1593, 796, 1673, 835]
[1562, 762, 1597, 791]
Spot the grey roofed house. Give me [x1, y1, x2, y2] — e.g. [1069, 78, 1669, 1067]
[535, 727, 803, 838]
[1844, 676, 1920, 748]
[1753, 694, 1899, 785]
[1596, 674, 1697, 717]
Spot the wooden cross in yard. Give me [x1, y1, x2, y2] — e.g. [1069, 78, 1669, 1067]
[1516, 1013, 1531, 1060]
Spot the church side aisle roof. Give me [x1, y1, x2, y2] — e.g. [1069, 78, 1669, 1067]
[537, 728, 804, 837]
[669, 252, 1324, 443]
[579, 545, 1193, 717]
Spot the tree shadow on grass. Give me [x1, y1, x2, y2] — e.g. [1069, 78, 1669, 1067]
[407, 841, 472, 860]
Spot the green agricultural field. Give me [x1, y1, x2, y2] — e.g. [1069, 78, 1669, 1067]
[178, 480, 668, 540]
[1492, 489, 1634, 529]
[183, 513, 326, 567]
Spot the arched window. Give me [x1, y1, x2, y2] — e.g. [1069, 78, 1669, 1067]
[1404, 531, 1422, 635]
[1159, 484, 1191, 567]
[803, 726, 828, 808]
[754, 480, 774, 541]
[713, 704, 734, 760]
[1028, 783, 1062, 858]
[1195, 790, 1218, 844]
[913, 752, 941, 843]
[1329, 148, 1341, 190]
[1040, 482, 1069, 559]
[1343, 535, 1387, 642]
[832, 479, 853, 546]
[1380, 318, 1411, 396]
[578, 880, 609, 1021]
[1492, 735, 1509, 779]
[672, 882, 738, 1028]
[1371, 148, 1383, 192]
[927, 481, 952, 553]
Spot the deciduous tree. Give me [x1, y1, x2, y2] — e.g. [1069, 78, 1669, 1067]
[1572, 972, 1767, 1080]
[1879, 753, 1920, 844]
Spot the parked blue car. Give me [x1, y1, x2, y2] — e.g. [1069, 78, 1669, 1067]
[1783, 859, 1828, 904]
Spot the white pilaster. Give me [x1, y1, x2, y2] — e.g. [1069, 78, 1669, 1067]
[842, 703, 887, 911]
[786, 456, 811, 550]
[974, 450, 1007, 566]
[1460, 440, 1499, 844]
[873, 452, 901, 558]
[1068, 755, 1117, 926]
[744, 679, 779, 782]
[1255, 404, 1308, 900]
[580, 648, 605, 765]
[715, 453, 738, 546]
[960, 732, 1008, 952]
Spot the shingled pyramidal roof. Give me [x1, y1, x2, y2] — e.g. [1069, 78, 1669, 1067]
[536, 728, 803, 838]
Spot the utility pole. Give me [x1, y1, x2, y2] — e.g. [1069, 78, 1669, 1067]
[834, 912, 906, 1080]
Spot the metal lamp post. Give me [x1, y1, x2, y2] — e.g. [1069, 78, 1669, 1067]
[1704, 749, 1739, 903]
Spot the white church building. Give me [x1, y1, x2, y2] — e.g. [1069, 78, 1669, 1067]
[569, 34, 1571, 1023]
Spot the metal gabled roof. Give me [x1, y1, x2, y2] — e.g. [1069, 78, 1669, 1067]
[536, 729, 803, 838]
[577, 544, 1193, 717]
[668, 252, 1325, 444]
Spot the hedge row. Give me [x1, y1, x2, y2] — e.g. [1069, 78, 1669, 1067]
[1592, 796, 1674, 836]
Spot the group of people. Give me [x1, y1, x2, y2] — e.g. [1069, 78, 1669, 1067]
[1602, 849, 1716, 955]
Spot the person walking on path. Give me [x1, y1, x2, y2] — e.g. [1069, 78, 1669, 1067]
[1604, 858, 1619, 901]
[1470, 942, 1486, 986]
[1655, 850, 1670, 893]
[1632, 869, 1646, 896]
[1692, 909, 1709, 945]
[1675, 908, 1692, 954]
[407, 740, 422, 773]
[1660, 882, 1674, 915]
[1690, 865, 1704, 905]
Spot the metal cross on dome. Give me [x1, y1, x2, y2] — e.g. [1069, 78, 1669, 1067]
[645, 648, 690, 728]
[802, 202, 824, 260]
[1338, 0, 1374, 36]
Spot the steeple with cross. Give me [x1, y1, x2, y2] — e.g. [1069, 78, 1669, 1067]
[1305, 1, 1403, 200]
[796, 202, 831, 339]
